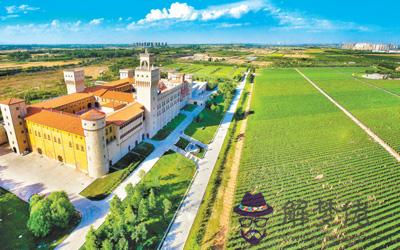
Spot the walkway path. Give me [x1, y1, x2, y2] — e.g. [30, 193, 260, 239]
[56, 106, 204, 250]
[180, 134, 208, 149]
[296, 68, 400, 162]
[160, 72, 248, 250]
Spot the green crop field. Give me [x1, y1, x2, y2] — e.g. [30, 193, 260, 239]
[299, 67, 400, 153]
[228, 68, 400, 249]
[164, 62, 246, 80]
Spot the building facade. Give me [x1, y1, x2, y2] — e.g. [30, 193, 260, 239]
[0, 51, 192, 178]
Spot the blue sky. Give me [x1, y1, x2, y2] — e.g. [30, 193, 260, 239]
[0, 0, 399, 44]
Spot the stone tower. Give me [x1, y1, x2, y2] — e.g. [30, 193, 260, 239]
[135, 49, 159, 138]
[64, 68, 85, 94]
[81, 109, 109, 177]
[0, 98, 30, 155]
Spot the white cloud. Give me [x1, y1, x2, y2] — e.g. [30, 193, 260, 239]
[263, 2, 370, 31]
[217, 22, 249, 28]
[5, 4, 39, 14]
[50, 20, 59, 28]
[134, 0, 263, 26]
[0, 14, 19, 21]
[89, 18, 104, 26]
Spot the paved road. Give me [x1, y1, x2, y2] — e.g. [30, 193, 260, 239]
[56, 105, 205, 250]
[160, 73, 248, 250]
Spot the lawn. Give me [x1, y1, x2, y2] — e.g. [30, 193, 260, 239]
[83, 150, 196, 249]
[228, 68, 400, 249]
[80, 142, 154, 200]
[152, 113, 186, 141]
[184, 94, 225, 144]
[0, 188, 80, 249]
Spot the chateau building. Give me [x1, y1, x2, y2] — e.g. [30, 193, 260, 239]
[0, 50, 193, 178]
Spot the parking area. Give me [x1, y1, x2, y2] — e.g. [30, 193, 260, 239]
[0, 145, 94, 201]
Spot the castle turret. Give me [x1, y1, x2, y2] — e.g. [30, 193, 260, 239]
[64, 68, 85, 94]
[135, 49, 159, 138]
[0, 98, 30, 154]
[81, 109, 109, 177]
[119, 69, 134, 79]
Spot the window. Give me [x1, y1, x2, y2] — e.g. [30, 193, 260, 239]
[81, 145, 84, 151]
[69, 142, 72, 148]
[58, 138, 61, 144]
[76, 144, 79, 150]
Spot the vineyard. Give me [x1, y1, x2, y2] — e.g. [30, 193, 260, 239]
[164, 62, 246, 80]
[228, 68, 400, 249]
[300, 67, 400, 153]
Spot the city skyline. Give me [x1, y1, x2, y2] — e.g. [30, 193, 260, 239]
[0, 0, 399, 44]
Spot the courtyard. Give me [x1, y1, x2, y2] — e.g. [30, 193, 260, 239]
[0, 145, 93, 202]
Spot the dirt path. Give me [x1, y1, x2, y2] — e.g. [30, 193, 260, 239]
[212, 80, 254, 249]
[296, 68, 400, 162]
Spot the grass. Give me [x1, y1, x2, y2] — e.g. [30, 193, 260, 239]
[184, 76, 251, 250]
[80, 142, 154, 200]
[152, 114, 186, 141]
[0, 188, 80, 250]
[182, 104, 197, 112]
[184, 94, 225, 144]
[228, 68, 400, 249]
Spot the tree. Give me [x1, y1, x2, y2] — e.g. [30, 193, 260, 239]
[48, 191, 75, 229]
[163, 198, 172, 217]
[124, 205, 137, 234]
[27, 196, 52, 237]
[27, 191, 76, 238]
[131, 222, 148, 244]
[117, 236, 129, 250]
[85, 226, 99, 250]
[101, 239, 113, 250]
[138, 198, 149, 221]
[148, 189, 157, 210]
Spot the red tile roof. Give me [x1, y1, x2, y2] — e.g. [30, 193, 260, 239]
[25, 109, 84, 136]
[106, 102, 144, 126]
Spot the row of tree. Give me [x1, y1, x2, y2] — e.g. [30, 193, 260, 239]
[84, 181, 172, 249]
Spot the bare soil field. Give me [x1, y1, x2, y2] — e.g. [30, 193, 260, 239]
[83, 65, 108, 78]
[0, 60, 81, 69]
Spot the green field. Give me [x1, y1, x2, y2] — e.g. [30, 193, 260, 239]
[164, 62, 246, 81]
[300, 67, 400, 153]
[228, 68, 400, 249]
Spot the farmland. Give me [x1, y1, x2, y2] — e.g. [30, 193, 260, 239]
[300, 67, 400, 153]
[163, 62, 246, 81]
[228, 68, 400, 249]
